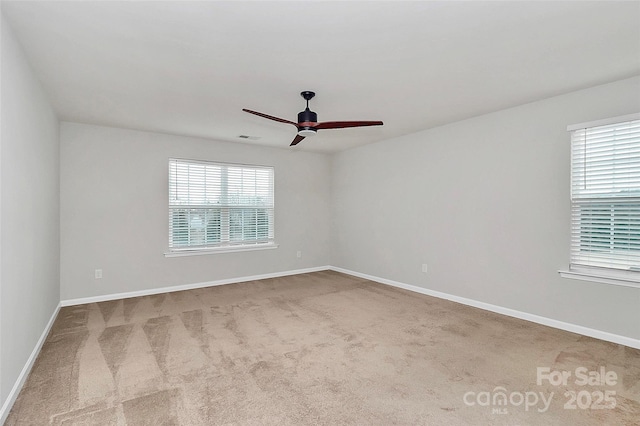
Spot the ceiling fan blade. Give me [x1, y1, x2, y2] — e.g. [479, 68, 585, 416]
[315, 120, 383, 130]
[242, 109, 297, 126]
[290, 135, 305, 146]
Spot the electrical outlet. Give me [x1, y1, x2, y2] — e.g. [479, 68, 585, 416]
[95, 269, 103, 279]
[296, 251, 302, 258]
[421, 264, 428, 273]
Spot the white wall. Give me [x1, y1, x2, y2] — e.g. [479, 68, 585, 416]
[332, 76, 640, 340]
[0, 15, 60, 405]
[60, 123, 331, 300]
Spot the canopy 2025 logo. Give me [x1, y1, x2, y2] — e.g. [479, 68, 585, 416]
[462, 366, 618, 415]
[537, 367, 617, 410]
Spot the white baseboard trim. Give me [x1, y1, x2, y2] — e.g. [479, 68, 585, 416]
[330, 266, 640, 350]
[61, 266, 331, 307]
[0, 302, 61, 425]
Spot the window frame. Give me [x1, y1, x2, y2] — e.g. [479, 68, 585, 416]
[560, 113, 640, 288]
[165, 158, 277, 257]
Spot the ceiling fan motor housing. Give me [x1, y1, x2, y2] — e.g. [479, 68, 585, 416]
[298, 108, 317, 125]
[297, 108, 318, 137]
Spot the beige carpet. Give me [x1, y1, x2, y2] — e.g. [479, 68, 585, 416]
[6, 271, 639, 425]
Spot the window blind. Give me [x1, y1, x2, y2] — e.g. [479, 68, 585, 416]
[570, 117, 640, 272]
[169, 159, 274, 251]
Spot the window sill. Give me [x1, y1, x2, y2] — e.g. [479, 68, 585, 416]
[558, 269, 640, 289]
[164, 243, 278, 257]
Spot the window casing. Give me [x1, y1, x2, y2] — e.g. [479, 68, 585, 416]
[569, 114, 640, 278]
[168, 159, 274, 253]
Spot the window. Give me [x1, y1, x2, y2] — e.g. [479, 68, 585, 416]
[168, 158, 275, 254]
[568, 114, 640, 279]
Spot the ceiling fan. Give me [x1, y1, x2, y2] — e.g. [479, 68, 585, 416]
[243, 91, 383, 146]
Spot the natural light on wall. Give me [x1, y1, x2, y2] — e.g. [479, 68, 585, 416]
[566, 113, 640, 285]
[166, 158, 275, 255]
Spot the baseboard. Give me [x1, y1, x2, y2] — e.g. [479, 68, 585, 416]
[61, 266, 331, 307]
[63, 264, 639, 349]
[0, 302, 61, 424]
[330, 266, 640, 350]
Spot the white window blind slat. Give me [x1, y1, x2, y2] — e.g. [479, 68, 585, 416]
[168, 159, 274, 251]
[569, 117, 640, 273]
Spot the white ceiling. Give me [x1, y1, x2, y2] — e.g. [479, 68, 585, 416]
[2, 1, 639, 153]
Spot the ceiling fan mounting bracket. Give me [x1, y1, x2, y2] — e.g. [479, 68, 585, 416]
[300, 91, 315, 101]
